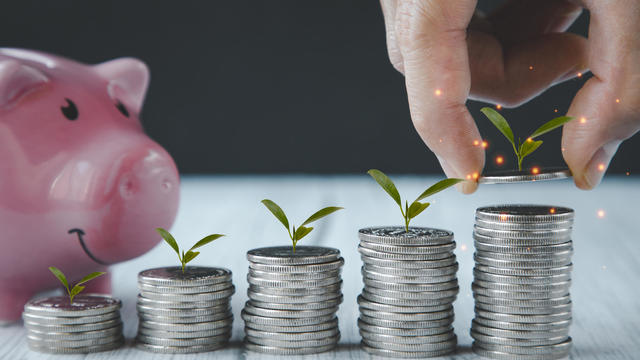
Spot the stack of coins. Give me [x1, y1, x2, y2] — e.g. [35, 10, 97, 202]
[357, 227, 459, 358]
[135, 266, 234, 353]
[23, 294, 124, 354]
[471, 205, 574, 360]
[243, 246, 344, 355]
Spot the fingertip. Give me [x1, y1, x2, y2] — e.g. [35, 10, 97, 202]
[456, 180, 478, 194]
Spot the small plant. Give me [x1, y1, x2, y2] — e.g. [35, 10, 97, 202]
[368, 169, 464, 232]
[261, 199, 343, 252]
[156, 228, 225, 273]
[480, 107, 573, 171]
[48, 266, 105, 304]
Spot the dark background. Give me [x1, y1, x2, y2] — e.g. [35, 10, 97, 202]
[2, 1, 636, 174]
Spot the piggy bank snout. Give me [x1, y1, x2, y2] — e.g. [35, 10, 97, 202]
[117, 146, 179, 201]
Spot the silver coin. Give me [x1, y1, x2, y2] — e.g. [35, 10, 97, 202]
[357, 295, 451, 314]
[359, 315, 454, 329]
[136, 303, 229, 317]
[474, 253, 572, 269]
[136, 341, 228, 353]
[137, 326, 232, 339]
[248, 291, 342, 304]
[243, 302, 338, 318]
[244, 341, 336, 355]
[27, 334, 124, 348]
[248, 282, 341, 296]
[472, 284, 569, 300]
[359, 246, 454, 261]
[475, 250, 573, 262]
[475, 309, 572, 324]
[245, 318, 338, 333]
[241, 310, 335, 326]
[247, 275, 341, 288]
[245, 333, 340, 348]
[474, 317, 571, 331]
[248, 295, 343, 311]
[140, 286, 235, 302]
[361, 337, 456, 352]
[472, 344, 570, 360]
[362, 290, 457, 307]
[471, 330, 569, 347]
[359, 241, 456, 255]
[24, 294, 121, 317]
[478, 168, 572, 184]
[364, 278, 458, 292]
[363, 263, 458, 277]
[361, 341, 455, 358]
[475, 204, 574, 223]
[27, 338, 124, 354]
[474, 264, 573, 277]
[138, 281, 232, 294]
[140, 316, 233, 332]
[473, 280, 571, 293]
[474, 338, 572, 355]
[25, 324, 122, 340]
[474, 241, 573, 255]
[358, 318, 453, 337]
[249, 258, 344, 273]
[138, 266, 232, 287]
[136, 294, 229, 309]
[137, 333, 230, 347]
[474, 227, 572, 241]
[245, 327, 339, 341]
[365, 286, 459, 300]
[474, 268, 571, 284]
[471, 320, 570, 339]
[22, 310, 119, 325]
[359, 227, 454, 246]
[138, 310, 232, 324]
[247, 246, 341, 265]
[360, 329, 455, 345]
[475, 302, 572, 315]
[362, 267, 457, 284]
[473, 232, 571, 246]
[474, 294, 571, 308]
[359, 307, 453, 321]
[475, 218, 573, 231]
[248, 268, 341, 281]
[24, 318, 122, 333]
[361, 256, 457, 269]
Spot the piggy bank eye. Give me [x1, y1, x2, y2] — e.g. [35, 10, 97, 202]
[115, 100, 129, 118]
[61, 98, 78, 121]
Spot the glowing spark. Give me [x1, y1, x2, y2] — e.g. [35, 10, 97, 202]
[466, 174, 471, 180]
[580, 117, 587, 124]
[460, 244, 468, 251]
[473, 140, 480, 146]
[577, 72, 582, 78]
[598, 163, 605, 172]
[626, 171, 631, 176]
[549, 208, 556, 214]
[531, 167, 540, 175]
[439, 138, 443, 143]
[481, 141, 488, 149]
[472, 172, 479, 180]
[529, 65, 534, 70]
[495, 156, 504, 165]
[597, 209, 605, 218]
[561, 147, 566, 152]
[496, 104, 502, 110]
[554, 109, 558, 113]
[435, 89, 442, 96]
[526, 137, 533, 143]
[499, 213, 508, 221]
[616, 98, 620, 103]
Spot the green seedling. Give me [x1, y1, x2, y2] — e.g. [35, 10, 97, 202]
[156, 228, 225, 273]
[48, 266, 105, 304]
[368, 169, 465, 232]
[261, 199, 343, 253]
[480, 107, 573, 171]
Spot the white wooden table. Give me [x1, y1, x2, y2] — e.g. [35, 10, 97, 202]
[2, 175, 639, 359]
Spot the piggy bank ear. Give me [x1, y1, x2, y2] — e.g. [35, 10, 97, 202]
[0, 60, 49, 109]
[94, 58, 149, 114]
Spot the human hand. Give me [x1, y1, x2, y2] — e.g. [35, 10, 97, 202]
[380, 0, 640, 193]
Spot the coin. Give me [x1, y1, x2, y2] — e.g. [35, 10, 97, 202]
[27, 338, 124, 354]
[247, 246, 341, 265]
[24, 318, 122, 333]
[363, 278, 458, 292]
[473, 280, 571, 293]
[475, 204, 574, 223]
[362, 290, 457, 307]
[359, 307, 453, 321]
[474, 227, 572, 241]
[359, 241, 456, 255]
[363, 263, 458, 277]
[362, 268, 457, 284]
[474, 241, 573, 255]
[478, 168, 572, 185]
[358, 227, 454, 246]
[471, 330, 569, 347]
[357, 295, 451, 314]
[474, 264, 573, 277]
[136, 294, 229, 309]
[471, 320, 570, 339]
[474, 317, 572, 332]
[241, 310, 335, 326]
[248, 268, 341, 281]
[140, 317, 233, 332]
[138, 311, 233, 324]
[248, 295, 343, 311]
[136, 303, 230, 317]
[24, 295, 121, 317]
[361, 342, 455, 358]
[138, 326, 232, 339]
[473, 232, 571, 246]
[475, 302, 572, 315]
[244, 341, 337, 355]
[138, 267, 232, 287]
[247, 275, 341, 288]
[245, 327, 339, 341]
[22, 310, 119, 325]
[245, 334, 340, 348]
[357, 319, 454, 337]
[140, 286, 235, 302]
[475, 338, 572, 355]
[136, 334, 230, 347]
[25, 324, 122, 340]
[474, 253, 571, 269]
[138, 281, 232, 294]
[359, 329, 455, 344]
[248, 282, 341, 296]
[27, 334, 124, 348]
[365, 286, 459, 300]
[475, 218, 573, 231]
[473, 269, 571, 284]
[361, 256, 457, 269]
[248, 291, 342, 304]
[244, 302, 339, 318]
[472, 344, 570, 360]
[359, 246, 454, 261]
[249, 258, 344, 273]
[472, 284, 569, 300]
[361, 337, 456, 352]
[245, 318, 338, 333]
[136, 342, 228, 353]
[475, 308, 572, 324]
[474, 294, 571, 307]
[359, 315, 454, 329]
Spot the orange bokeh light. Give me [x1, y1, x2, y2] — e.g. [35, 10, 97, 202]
[597, 209, 605, 218]
[496, 104, 502, 109]
[531, 167, 540, 174]
[577, 72, 582, 78]
[495, 156, 504, 165]
[481, 141, 488, 149]
[529, 66, 533, 70]
[580, 117, 587, 124]
[500, 213, 508, 221]
[598, 163, 605, 171]
[616, 98, 620, 103]
[473, 140, 480, 146]
[549, 208, 556, 214]
[435, 89, 442, 96]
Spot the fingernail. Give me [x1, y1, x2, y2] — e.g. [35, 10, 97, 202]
[580, 141, 620, 189]
[436, 156, 479, 194]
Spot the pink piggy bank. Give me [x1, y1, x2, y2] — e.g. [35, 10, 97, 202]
[0, 48, 180, 322]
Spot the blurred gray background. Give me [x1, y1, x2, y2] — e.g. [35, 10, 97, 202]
[2, 1, 636, 174]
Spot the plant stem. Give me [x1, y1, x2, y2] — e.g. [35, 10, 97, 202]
[404, 216, 410, 232]
[292, 240, 296, 253]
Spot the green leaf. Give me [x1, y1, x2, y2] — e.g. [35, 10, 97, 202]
[529, 116, 573, 139]
[415, 178, 465, 201]
[301, 207, 343, 226]
[480, 107, 515, 147]
[48, 266, 69, 291]
[407, 201, 431, 219]
[293, 226, 314, 241]
[261, 199, 290, 230]
[156, 228, 180, 257]
[75, 272, 105, 286]
[183, 250, 200, 264]
[367, 169, 401, 206]
[519, 139, 543, 159]
[69, 285, 85, 303]
[189, 234, 225, 251]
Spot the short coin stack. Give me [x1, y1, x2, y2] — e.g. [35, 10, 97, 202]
[23, 294, 124, 354]
[471, 205, 574, 360]
[357, 227, 459, 358]
[243, 246, 344, 355]
[135, 266, 234, 353]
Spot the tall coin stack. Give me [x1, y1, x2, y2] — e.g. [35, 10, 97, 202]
[23, 294, 124, 354]
[243, 246, 344, 355]
[135, 266, 235, 353]
[357, 227, 459, 358]
[471, 205, 574, 360]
